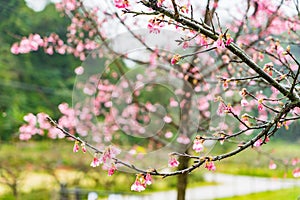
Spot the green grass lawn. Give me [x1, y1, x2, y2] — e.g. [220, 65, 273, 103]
[216, 187, 300, 200]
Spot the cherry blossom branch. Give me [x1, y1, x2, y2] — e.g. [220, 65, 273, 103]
[140, 1, 299, 102]
[286, 51, 300, 95]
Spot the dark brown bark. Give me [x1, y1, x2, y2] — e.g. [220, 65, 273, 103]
[12, 183, 18, 199]
[176, 154, 189, 200]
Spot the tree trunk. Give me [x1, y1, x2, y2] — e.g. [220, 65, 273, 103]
[176, 153, 189, 200]
[12, 183, 18, 200]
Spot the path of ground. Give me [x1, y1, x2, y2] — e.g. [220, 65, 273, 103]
[108, 173, 300, 200]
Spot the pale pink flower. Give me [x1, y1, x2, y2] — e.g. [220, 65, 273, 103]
[258, 52, 264, 61]
[168, 156, 180, 167]
[223, 80, 229, 90]
[165, 131, 173, 138]
[145, 173, 152, 185]
[65, 0, 77, 11]
[292, 168, 300, 178]
[19, 132, 32, 141]
[205, 161, 216, 171]
[254, 138, 263, 147]
[74, 66, 84, 75]
[254, 137, 269, 147]
[170, 98, 179, 107]
[24, 113, 37, 126]
[182, 41, 189, 49]
[292, 158, 300, 166]
[90, 155, 101, 167]
[148, 18, 164, 34]
[222, 55, 230, 64]
[241, 99, 249, 107]
[46, 46, 54, 55]
[149, 50, 158, 67]
[37, 113, 51, 129]
[193, 138, 204, 152]
[213, 1, 218, 8]
[81, 142, 87, 153]
[108, 165, 117, 176]
[73, 141, 80, 153]
[156, 0, 165, 7]
[217, 102, 226, 116]
[114, 0, 129, 8]
[258, 103, 264, 111]
[171, 54, 181, 65]
[216, 35, 225, 49]
[177, 135, 190, 144]
[224, 104, 232, 114]
[101, 145, 121, 164]
[257, 98, 264, 111]
[269, 160, 277, 170]
[131, 180, 146, 192]
[196, 34, 208, 48]
[163, 115, 172, 123]
[225, 37, 234, 46]
[11, 43, 19, 54]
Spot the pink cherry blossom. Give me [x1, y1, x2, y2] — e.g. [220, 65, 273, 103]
[254, 138, 263, 147]
[114, 0, 129, 8]
[241, 99, 249, 107]
[182, 41, 189, 49]
[168, 156, 180, 167]
[90, 155, 101, 167]
[37, 113, 51, 129]
[73, 141, 80, 152]
[171, 54, 181, 65]
[177, 135, 190, 144]
[19, 132, 32, 141]
[145, 173, 152, 185]
[64, 0, 77, 11]
[225, 104, 233, 114]
[108, 165, 117, 176]
[269, 160, 277, 170]
[149, 50, 158, 67]
[163, 115, 172, 123]
[217, 102, 226, 116]
[165, 131, 173, 138]
[131, 180, 146, 192]
[23, 113, 37, 126]
[225, 38, 233, 46]
[292, 168, 300, 178]
[192, 137, 204, 153]
[148, 18, 164, 34]
[205, 161, 216, 171]
[81, 142, 87, 153]
[100, 145, 121, 164]
[196, 34, 209, 48]
[254, 137, 270, 147]
[216, 35, 225, 49]
[75, 66, 84, 75]
[223, 80, 229, 90]
[292, 158, 300, 166]
[170, 98, 179, 107]
[258, 103, 263, 111]
[156, 0, 165, 7]
[11, 43, 19, 54]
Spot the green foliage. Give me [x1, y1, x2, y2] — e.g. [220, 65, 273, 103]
[0, 189, 54, 200]
[216, 187, 300, 200]
[0, 1, 80, 140]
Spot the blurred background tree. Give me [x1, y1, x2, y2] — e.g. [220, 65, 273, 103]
[0, 0, 79, 141]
